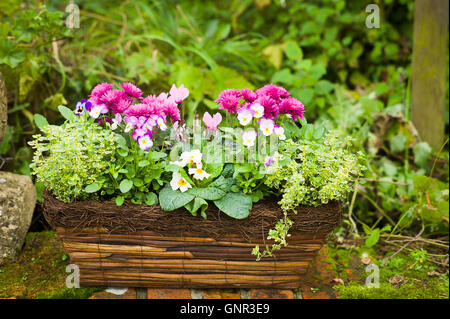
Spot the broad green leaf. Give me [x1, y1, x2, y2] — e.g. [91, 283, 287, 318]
[285, 41, 303, 61]
[150, 151, 167, 160]
[159, 185, 195, 212]
[57, 105, 74, 121]
[413, 142, 432, 169]
[365, 228, 380, 247]
[34, 114, 49, 131]
[0, 38, 25, 68]
[85, 183, 101, 193]
[262, 44, 283, 69]
[165, 164, 181, 172]
[184, 197, 208, 217]
[119, 179, 133, 193]
[144, 192, 158, 206]
[188, 185, 226, 201]
[138, 160, 150, 167]
[213, 192, 253, 219]
[390, 133, 406, 153]
[115, 196, 125, 206]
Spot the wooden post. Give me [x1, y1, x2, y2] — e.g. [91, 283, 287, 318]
[411, 0, 449, 150]
[0, 72, 6, 142]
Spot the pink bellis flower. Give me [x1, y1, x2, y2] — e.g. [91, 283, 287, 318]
[278, 97, 305, 121]
[215, 89, 241, 113]
[256, 84, 290, 101]
[254, 95, 279, 119]
[120, 82, 143, 99]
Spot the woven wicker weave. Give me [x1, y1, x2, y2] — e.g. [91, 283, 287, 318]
[43, 194, 342, 288]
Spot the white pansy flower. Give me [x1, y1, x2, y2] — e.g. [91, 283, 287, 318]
[259, 118, 275, 136]
[89, 105, 102, 119]
[250, 103, 264, 118]
[274, 126, 286, 140]
[156, 117, 167, 131]
[170, 172, 192, 193]
[241, 130, 257, 147]
[237, 109, 253, 126]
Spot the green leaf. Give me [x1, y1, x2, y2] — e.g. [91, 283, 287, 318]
[213, 192, 253, 219]
[85, 183, 101, 193]
[115, 196, 125, 206]
[116, 134, 128, 148]
[184, 197, 208, 218]
[165, 164, 181, 172]
[187, 184, 226, 201]
[365, 228, 380, 247]
[34, 114, 49, 131]
[285, 41, 303, 61]
[150, 151, 167, 160]
[413, 142, 432, 169]
[119, 179, 133, 193]
[221, 164, 235, 178]
[271, 68, 294, 85]
[57, 105, 74, 121]
[389, 133, 406, 153]
[0, 38, 25, 68]
[138, 160, 150, 167]
[159, 185, 195, 212]
[144, 192, 158, 206]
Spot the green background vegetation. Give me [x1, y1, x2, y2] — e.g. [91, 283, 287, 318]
[0, 0, 448, 298]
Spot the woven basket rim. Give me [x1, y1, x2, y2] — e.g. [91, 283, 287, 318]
[42, 191, 343, 240]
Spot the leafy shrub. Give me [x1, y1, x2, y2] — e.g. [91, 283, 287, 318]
[29, 115, 118, 202]
[265, 132, 365, 210]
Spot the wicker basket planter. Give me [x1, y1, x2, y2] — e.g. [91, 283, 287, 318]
[43, 193, 342, 289]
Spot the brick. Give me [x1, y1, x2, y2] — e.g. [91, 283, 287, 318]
[147, 288, 191, 299]
[250, 289, 294, 299]
[89, 288, 136, 299]
[202, 289, 240, 299]
[300, 287, 333, 299]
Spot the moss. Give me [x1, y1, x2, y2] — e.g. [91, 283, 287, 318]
[0, 231, 104, 299]
[36, 287, 105, 299]
[327, 244, 449, 299]
[335, 280, 449, 299]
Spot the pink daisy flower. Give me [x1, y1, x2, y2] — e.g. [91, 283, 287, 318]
[254, 95, 279, 119]
[90, 82, 114, 98]
[123, 103, 157, 117]
[120, 82, 143, 99]
[215, 89, 241, 113]
[256, 84, 290, 101]
[100, 89, 127, 105]
[279, 97, 305, 121]
[112, 98, 132, 113]
[239, 88, 258, 103]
